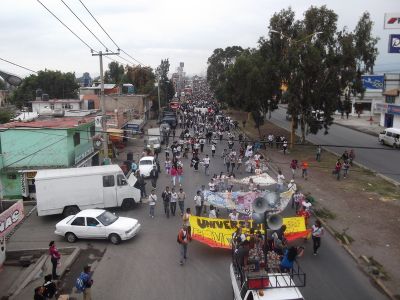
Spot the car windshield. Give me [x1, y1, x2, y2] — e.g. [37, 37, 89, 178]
[140, 160, 153, 165]
[97, 211, 118, 226]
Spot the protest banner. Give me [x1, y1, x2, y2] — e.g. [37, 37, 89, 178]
[0, 200, 25, 239]
[189, 215, 310, 249]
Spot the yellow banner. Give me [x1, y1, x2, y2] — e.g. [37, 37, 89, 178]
[189, 216, 307, 249]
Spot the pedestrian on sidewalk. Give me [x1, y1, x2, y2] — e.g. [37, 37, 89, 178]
[149, 189, 157, 218]
[43, 274, 57, 299]
[170, 187, 178, 216]
[282, 140, 288, 155]
[301, 160, 309, 180]
[178, 188, 186, 216]
[177, 224, 192, 265]
[334, 159, 342, 180]
[316, 145, 322, 162]
[276, 170, 285, 192]
[161, 186, 171, 218]
[194, 190, 202, 216]
[75, 265, 93, 300]
[349, 149, 355, 166]
[312, 220, 324, 255]
[343, 160, 350, 178]
[48, 241, 60, 280]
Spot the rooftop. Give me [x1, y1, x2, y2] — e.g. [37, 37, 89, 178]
[0, 116, 95, 129]
[30, 99, 82, 103]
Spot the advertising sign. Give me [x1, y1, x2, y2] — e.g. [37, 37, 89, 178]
[361, 75, 384, 90]
[0, 200, 25, 238]
[388, 34, 400, 53]
[384, 13, 400, 29]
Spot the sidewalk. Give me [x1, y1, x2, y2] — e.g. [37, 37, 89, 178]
[333, 114, 383, 137]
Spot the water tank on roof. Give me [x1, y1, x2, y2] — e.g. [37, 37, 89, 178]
[35, 89, 43, 98]
[41, 94, 49, 101]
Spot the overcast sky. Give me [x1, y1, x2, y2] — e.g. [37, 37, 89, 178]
[1, 0, 399, 79]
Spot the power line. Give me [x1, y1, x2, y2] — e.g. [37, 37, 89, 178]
[77, 0, 147, 66]
[36, 0, 95, 52]
[0, 57, 37, 74]
[60, 0, 110, 51]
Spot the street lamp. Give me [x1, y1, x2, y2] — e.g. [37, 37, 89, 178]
[270, 29, 323, 149]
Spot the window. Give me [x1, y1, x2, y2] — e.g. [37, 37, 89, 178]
[117, 174, 127, 186]
[71, 217, 85, 226]
[90, 125, 95, 137]
[387, 132, 393, 137]
[86, 217, 99, 227]
[97, 211, 118, 226]
[7, 174, 17, 180]
[50, 104, 55, 110]
[73, 132, 80, 146]
[62, 104, 72, 109]
[386, 96, 395, 103]
[103, 175, 115, 187]
[140, 160, 153, 165]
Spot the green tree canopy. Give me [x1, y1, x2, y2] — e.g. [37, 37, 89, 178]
[10, 70, 79, 108]
[104, 62, 125, 84]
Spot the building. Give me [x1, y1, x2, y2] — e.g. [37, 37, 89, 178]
[375, 73, 400, 128]
[0, 116, 98, 199]
[31, 98, 83, 114]
[79, 84, 120, 110]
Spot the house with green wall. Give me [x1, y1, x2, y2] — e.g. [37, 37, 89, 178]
[0, 117, 98, 199]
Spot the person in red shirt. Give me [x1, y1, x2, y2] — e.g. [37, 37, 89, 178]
[49, 241, 61, 279]
[301, 161, 309, 180]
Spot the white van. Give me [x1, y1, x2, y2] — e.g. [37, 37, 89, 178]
[35, 165, 141, 217]
[378, 128, 400, 148]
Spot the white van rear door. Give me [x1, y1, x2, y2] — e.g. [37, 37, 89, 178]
[127, 173, 137, 186]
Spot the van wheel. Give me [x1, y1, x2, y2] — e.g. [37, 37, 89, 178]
[109, 233, 121, 245]
[66, 232, 77, 243]
[63, 206, 80, 217]
[380, 140, 384, 145]
[121, 198, 135, 210]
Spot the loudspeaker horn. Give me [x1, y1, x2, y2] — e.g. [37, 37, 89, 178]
[252, 197, 268, 214]
[267, 214, 283, 230]
[252, 212, 264, 224]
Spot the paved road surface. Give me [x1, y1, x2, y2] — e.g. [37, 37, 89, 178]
[269, 107, 400, 183]
[4, 128, 386, 300]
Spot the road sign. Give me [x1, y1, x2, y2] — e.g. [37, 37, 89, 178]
[388, 34, 400, 53]
[384, 13, 400, 29]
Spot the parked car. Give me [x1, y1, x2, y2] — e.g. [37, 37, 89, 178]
[138, 156, 157, 177]
[379, 127, 400, 148]
[55, 209, 141, 244]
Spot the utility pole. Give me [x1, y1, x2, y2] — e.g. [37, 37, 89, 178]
[157, 79, 161, 112]
[92, 51, 119, 164]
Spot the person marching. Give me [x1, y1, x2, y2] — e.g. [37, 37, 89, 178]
[161, 186, 172, 218]
[177, 224, 192, 265]
[312, 220, 324, 255]
[149, 189, 157, 218]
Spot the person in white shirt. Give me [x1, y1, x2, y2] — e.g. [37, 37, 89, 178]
[211, 143, 216, 157]
[209, 205, 217, 218]
[194, 191, 202, 216]
[276, 170, 285, 192]
[312, 220, 324, 255]
[203, 155, 210, 176]
[149, 189, 157, 218]
[208, 179, 216, 192]
[287, 179, 297, 193]
[170, 188, 178, 216]
[229, 209, 239, 221]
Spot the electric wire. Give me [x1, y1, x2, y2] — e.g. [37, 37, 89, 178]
[60, 0, 110, 51]
[0, 57, 37, 74]
[77, 0, 146, 66]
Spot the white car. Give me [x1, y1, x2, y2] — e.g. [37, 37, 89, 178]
[55, 209, 141, 244]
[138, 156, 157, 177]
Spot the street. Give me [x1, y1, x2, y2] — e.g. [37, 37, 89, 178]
[269, 107, 400, 183]
[4, 129, 386, 300]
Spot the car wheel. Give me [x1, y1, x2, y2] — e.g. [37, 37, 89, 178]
[380, 140, 384, 145]
[65, 232, 77, 243]
[121, 198, 135, 210]
[109, 233, 121, 245]
[63, 206, 80, 217]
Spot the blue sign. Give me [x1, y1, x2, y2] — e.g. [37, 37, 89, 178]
[361, 75, 384, 90]
[387, 104, 400, 116]
[388, 34, 400, 53]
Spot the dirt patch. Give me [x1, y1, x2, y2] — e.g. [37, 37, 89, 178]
[228, 110, 400, 296]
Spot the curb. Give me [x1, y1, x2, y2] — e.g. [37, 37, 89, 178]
[333, 121, 380, 138]
[317, 217, 396, 300]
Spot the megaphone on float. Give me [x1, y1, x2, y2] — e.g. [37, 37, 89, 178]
[252, 212, 264, 224]
[267, 214, 283, 230]
[265, 191, 279, 207]
[253, 197, 268, 213]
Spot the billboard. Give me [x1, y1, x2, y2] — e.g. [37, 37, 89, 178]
[388, 34, 400, 53]
[384, 13, 400, 29]
[361, 75, 384, 90]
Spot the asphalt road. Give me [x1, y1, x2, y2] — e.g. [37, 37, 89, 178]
[5, 128, 386, 300]
[269, 107, 400, 183]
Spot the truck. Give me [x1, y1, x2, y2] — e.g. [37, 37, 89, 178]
[35, 165, 141, 217]
[230, 253, 305, 300]
[145, 128, 162, 153]
[123, 119, 145, 135]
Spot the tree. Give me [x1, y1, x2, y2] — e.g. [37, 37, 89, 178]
[0, 109, 12, 123]
[10, 70, 79, 108]
[0, 78, 6, 90]
[155, 59, 175, 106]
[104, 62, 125, 84]
[125, 66, 156, 94]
